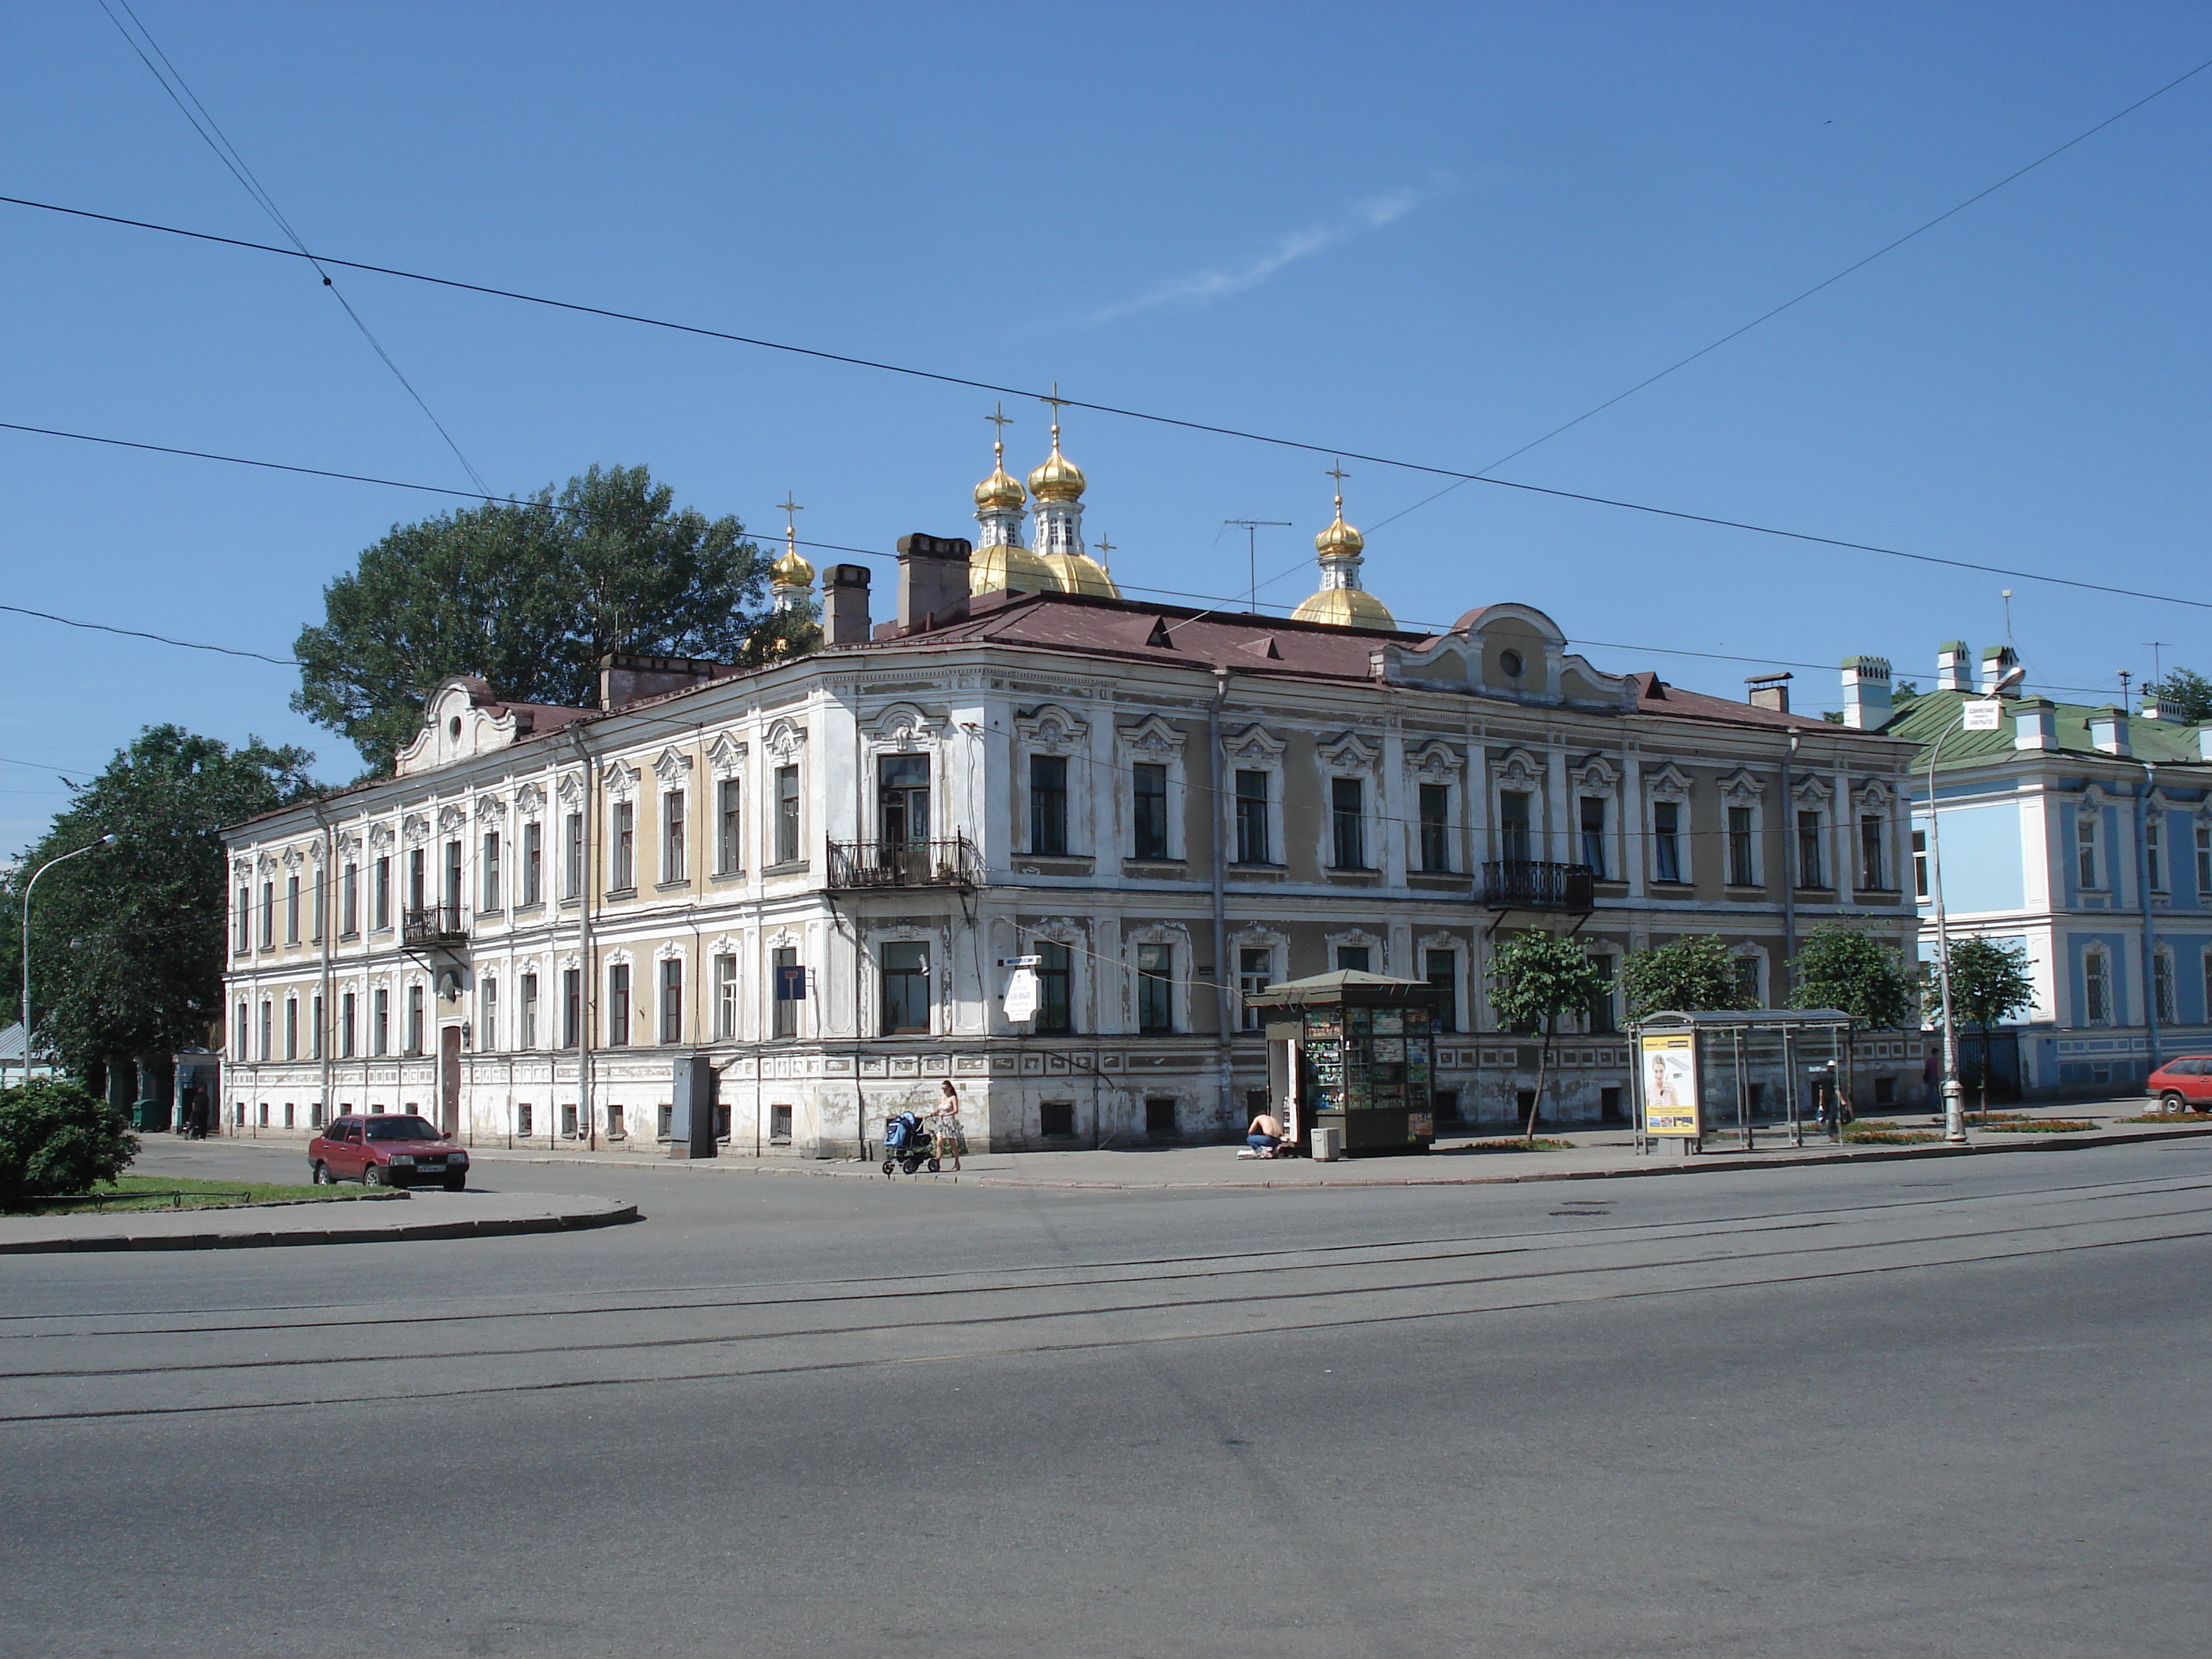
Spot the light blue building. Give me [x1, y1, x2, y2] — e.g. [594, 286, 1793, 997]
[1840, 643, 2212, 1097]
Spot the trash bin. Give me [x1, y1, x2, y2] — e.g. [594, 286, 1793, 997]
[1312, 1126, 1344, 1163]
[131, 1097, 168, 1133]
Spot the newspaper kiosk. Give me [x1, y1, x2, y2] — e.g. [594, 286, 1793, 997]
[1632, 1008, 1855, 1153]
[1252, 971, 1443, 1157]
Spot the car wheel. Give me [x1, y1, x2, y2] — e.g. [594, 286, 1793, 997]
[2162, 1091, 2188, 1114]
[364, 1163, 387, 1187]
[442, 1175, 467, 1192]
[311, 1161, 332, 1185]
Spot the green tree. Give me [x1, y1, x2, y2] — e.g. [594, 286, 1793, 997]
[2, 727, 315, 1089]
[1941, 936, 2034, 1111]
[1618, 935, 1753, 1020]
[0, 1078, 137, 1208]
[1487, 932, 1607, 1140]
[1788, 922, 1917, 1029]
[2146, 667, 2212, 723]
[293, 464, 800, 771]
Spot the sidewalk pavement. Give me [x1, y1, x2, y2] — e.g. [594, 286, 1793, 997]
[463, 1099, 2212, 1192]
[0, 1188, 636, 1254]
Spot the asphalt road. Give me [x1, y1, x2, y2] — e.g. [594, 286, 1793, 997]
[4, 1137, 2208, 1658]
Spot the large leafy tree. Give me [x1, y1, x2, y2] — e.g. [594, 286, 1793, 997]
[1788, 922, 1918, 1029]
[2, 727, 315, 1084]
[1487, 932, 1606, 1141]
[1618, 935, 1753, 1020]
[293, 464, 808, 771]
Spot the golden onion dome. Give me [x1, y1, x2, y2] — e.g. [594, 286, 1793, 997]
[1291, 586, 1396, 629]
[969, 540, 1057, 596]
[1027, 425, 1087, 503]
[974, 435, 1026, 513]
[771, 546, 815, 586]
[1315, 505, 1365, 559]
[1043, 550, 1119, 598]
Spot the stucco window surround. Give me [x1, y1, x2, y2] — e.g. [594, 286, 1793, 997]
[1718, 767, 1766, 889]
[1571, 755, 1621, 881]
[1119, 714, 1189, 863]
[1319, 731, 1384, 873]
[1231, 925, 1289, 1029]
[1790, 775, 1836, 891]
[648, 747, 694, 888]
[1408, 741, 1468, 874]
[1854, 778, 1898, 892]
[599, 759, 641, 896]
[1013, 705, 1092, 858]
[1225, 723, 1287, 867]
[863, 701, 945, 839]
[1488, 747, 1548, 866]
[2076, 786, 2110, 894]
[2153, 943, 2179, 1025]
[702, 733, 748, 877]
[1325, 925, 1387, 974]
[2082, 943, 2115, 1025]
[868, 921, 945, 1038]
[1643, 764, 1694, 885]
[763, 717, 809, 869]
[1729, 941, 1770, 1009]
[705, 931, 743, 1040]
[1026, 915, 1093, 1032]
[1123, 921, 1196, 1034]
[2144, 788, 2181, 902]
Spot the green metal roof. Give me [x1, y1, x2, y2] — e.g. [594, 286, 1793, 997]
[1885, 689, 2209, 774]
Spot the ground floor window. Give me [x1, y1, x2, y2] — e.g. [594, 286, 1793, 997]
[770, 1103, 793, 1143]
[1144, 1097, 1179, 1137]
[561, 1102, 578, 1138]
[1042, 1100, 1076, 1138]
[881, 942, 931, 1035]
[517, 1102, 534, 1137]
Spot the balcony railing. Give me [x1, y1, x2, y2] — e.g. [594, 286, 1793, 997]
[402, 903, 469, 946]
[826, 837, 980, 892]
[1479, 859, 1595, 912]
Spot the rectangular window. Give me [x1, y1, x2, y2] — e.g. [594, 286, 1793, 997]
[406, 985, 423, 1056]
[662, 789, 686, 884]
[1732, 955, 1763, 1009]
[772, 946, 798, 1039]
[717, 778, 742, 873]
[1499, 790, 1533, 865]
[482, 831, 502, 911]
[1336, 945, 1372, 973]
[878, 754, 930, 849]
[1132, 763, 1170, 860]
[1588, 956, 1617, 1034]
[1796, 811, 1826, 889]
[311, 994, 324, 1058]
[1860, 815, 1886, 890]
[258, 1001, 272, 1060]
[611, 801, 635, 892]
[2085, 952, 2111, 1024]
[2146, 816, 2164, 892]
[468, 976, 492, 1052]
[1727, 805, 1756, 887]
[1913, 828, 1929, 897]
[2155, 951, 2177, 1024]
[607, 963, 631, 1046]
[340, 991, 356, 1059]
[881, 941, 931, 1035]
[522, 820, 542, 906]
[562, 969, 581, 1049]
[2077, 811, 2099, 889]
[561, 1102, 578, 1139]
[519, 973, 539, 1050]
[1331, 776, 1366, 870]
[235, 885, 251, 954]
[284, 997, 298, 1060]
[261, 881, 275, 949]
[607, 1104, 625, 1141]
[660, 958, 683, 1045]
[312, 868, 326, 942]
[1041, 1101, 1076, 1138]
[1421, 783, 1453, 873]
[408, 848, 426, 915]
[1235, 770, 1271, 866]
[714, 954, 737, 1040]
[285, 875, 300, 945]
[1577, 796, 1606, 879]
[775, 765, 800, 864]
[1425, 949, 1458, 1033]
[2199, 825, 2212, 896]
[770, 1103, 793, 1144]
[235, 1000, 247, 1060]
[1137, 943, 1174, 1033]
[1652, 800, 1683, 884]
[563, 811, 584, 899]
[516, 1102, 533, 1139]
[1038, 940, 1072, 1035]
[373, 855, 390, 930]
[1144, 1097, 1179, 1138]
[1030, 755, 1069, 855]
[444, 840, 463, 917]
[372, 987, 390, 1057]
[1239, 947, 1273, 1031]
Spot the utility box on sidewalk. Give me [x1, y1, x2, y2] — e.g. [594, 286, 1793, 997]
[1312, 1126, 1344, 1162]
[668, 1054, 717, 1159]
[1247, 970, 1443, 1157]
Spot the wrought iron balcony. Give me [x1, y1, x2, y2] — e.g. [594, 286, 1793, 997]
[826, 836, 980, 892]
[1479, 859, 1595, 912]
[402, 903, 469, 947]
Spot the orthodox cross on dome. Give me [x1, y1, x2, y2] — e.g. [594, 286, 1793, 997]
[1093, 533, 1115, 567]
[1325, 460, 1350, 504]
[778, 492, 802, 537]
[985, 402, 1014, 441]
[1040, 381, 1071, 444]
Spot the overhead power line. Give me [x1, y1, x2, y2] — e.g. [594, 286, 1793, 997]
[0, 599, 298, 666]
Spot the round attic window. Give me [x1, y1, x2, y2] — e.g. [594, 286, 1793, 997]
[449, 716, 462, 739]
[1499, 649, 1525, 678]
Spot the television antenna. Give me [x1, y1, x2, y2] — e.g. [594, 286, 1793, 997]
[1222, 519, 1291, 613]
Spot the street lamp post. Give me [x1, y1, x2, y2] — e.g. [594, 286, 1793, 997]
[18, 834, 116, 1088]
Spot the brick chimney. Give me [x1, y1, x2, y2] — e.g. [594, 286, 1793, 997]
[1840, 656, 1892, 729]
[823, 563, 872, 646]
[894, 533, 972, 634]
[1745, 672, 1792, 713]
[598, 654, 725, 711]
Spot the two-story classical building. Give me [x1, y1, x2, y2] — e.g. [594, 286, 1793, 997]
[1844, 641, 2212, 1096]
[220, 430, 1921, 1152]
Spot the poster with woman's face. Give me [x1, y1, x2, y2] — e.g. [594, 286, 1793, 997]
[1640, 1034, 1700, 1136]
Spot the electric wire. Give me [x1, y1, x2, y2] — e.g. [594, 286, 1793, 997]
[90, 0, 493, 496]
[9, 193, 2212, 616]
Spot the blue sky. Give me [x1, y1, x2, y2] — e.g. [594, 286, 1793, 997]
[4, 2, 2209, 846]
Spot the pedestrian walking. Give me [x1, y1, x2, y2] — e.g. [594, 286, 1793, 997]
[929, 1079, 965, 1171]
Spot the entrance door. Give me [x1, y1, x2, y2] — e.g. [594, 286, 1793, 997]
[439, 1026, 462, 1137]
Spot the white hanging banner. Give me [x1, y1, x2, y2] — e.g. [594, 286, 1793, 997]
[1002, 967, 1040, 1024]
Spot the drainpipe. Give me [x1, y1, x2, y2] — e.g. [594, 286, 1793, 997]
[572, 727, 597, 1151]
[1782, 732, 1799, 1004]
[2137, 761, 2160, 1077]
[1210, 668, 1233, 1133]
[312, 798, 334, 1130]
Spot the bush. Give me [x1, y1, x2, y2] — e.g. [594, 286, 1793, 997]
[0, 1079, 138, 1209]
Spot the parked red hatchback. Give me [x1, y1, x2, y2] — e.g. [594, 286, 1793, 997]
[309, 1115, 470, 1190]
[2144, 1055, 2212, 1112]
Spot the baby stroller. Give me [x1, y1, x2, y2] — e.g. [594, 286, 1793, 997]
[881, 1110, 941, 1176]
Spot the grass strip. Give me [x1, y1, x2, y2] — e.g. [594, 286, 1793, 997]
[10, 1174, 382, 1217]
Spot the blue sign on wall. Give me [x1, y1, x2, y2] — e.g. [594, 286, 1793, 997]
[775, 964, 808, 1002]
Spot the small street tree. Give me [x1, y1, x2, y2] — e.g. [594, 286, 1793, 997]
[1943, 936, 2035, 1111]
[1787, 922, 1917, 1030]
[1488, 931, 1607, 1141]
[1618, 935, 1752, 1021]
[2146, 666, 2212, 723]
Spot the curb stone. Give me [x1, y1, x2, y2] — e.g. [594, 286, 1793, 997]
[0, 1198, 639, 1254]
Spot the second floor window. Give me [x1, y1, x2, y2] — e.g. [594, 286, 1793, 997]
[660, 958, 683, 1045]
[260, 881, 274, 949]
[373, 856, 390, 929]
[1136, 943, 1174, 1033]
[2199, 825, 2212, 895]
[1652, 800, 1683, 883]
[1038, 940, 1072, 1035]
[482, 831, 502, 911]
[562, 968, 580, 1049]
[372, 987, 389, 1057]
[1331, 777, 1367, 870]
[2077, 811, 2099, 889]
[235, 884, 251, 954]
[408, 848, 425, 914]
[522, 821, 540, 906]
[339, 991, 356, 1059]
[1914, 828, 1929, 897]
[1236, 771, 1270, 865]
[1420, 784, 1452, 873]
[880, 754, 928, 847]
[285, 876, 300, 945]
[718, 778, 742, 873]
[1239, 948, 1273, 1031]
[607, 963, 631, 1046]
[714, 954, 737, 1040]
[2146, 816, 2164, 892]
[1727, 806, 1756, 887]
[772, 946, 798, 1038]
[775, 766, 800, 864]
[1577, 796, 1606, 879]
[519, 973, 538, 1049]
[1796, 811, 1825, 889]
[1860, 815, 1886, 890]
[406, 985, 424, 1055]
[563, 811, 584, 899]
[1498, 790, 1532, 866]
[611, 802, 635, 892]
[342, 863, 358, 935]
[1132, 764, 1169, 860]
[1030, 755, 1068, 855]
[479, 978, 497, 1052]
[663, 789, 686, 883]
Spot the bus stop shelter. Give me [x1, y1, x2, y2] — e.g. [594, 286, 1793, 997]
[1632, 1009, 1855, 1154]
[1250, 971, 1445, 1156]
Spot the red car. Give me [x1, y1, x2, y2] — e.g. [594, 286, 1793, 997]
[2144, 1055, 2212, 1113]
[309, 1115, 471, 1190]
